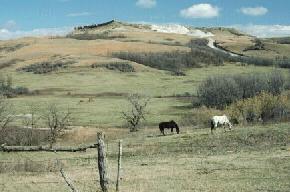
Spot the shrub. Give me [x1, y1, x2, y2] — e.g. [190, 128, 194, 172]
[67, 31, 126, 40]
[228, 92, 289, 124]
[187, 38, 208, 47]
[267, 70, 285, 94]
[20, 60, 75, 74]
[0, 127, 49, 146]
[229, 56, 274, 67]
[275, 56, 290, 68]
[92, 62, 135, 72]
[197, 71, 285, 109]
[121, 94, 150, 132]
[197, 76, 242, 109]
[273, 37, 290, 44]
[112, 49, 226, 75]
[0, 75, 30, 98]
[0, 43, 28, 52]
[243, 38, 265, 51]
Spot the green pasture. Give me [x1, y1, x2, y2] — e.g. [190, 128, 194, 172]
[3, 63, 286, 127]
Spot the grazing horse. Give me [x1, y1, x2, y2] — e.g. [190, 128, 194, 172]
[159, 120, 180, 135]
[210, 115, 232, 133]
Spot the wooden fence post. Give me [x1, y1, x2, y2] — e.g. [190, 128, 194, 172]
[116, 140, 122, 192]
[97, 132, 109, 192]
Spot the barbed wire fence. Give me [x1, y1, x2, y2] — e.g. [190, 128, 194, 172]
[0, 132, 124, 192]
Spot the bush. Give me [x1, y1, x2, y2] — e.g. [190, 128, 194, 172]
[20, 60, 75, 74]
[0, 75, 30, 98]
[197, 71, 285, 109]
[197, 76, 242, 109]
[243, 38, 265, 51]
[229, 56, 274, 67]
[92, 62, 135, 72]
[228, 92, 289, 124]
[67, 31, 126, 40]
[0, 127, 50, 146]
[187, 38, 208, 47]
[112, 48, 226, 75]
[275, 56, 290, 68]
[0, 43, 28, 52]
[273, 37, 290, 44]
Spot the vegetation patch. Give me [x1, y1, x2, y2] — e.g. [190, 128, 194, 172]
[91, 62, 135, 72]
[0, 43, 28, 53]
[112, 46, 228, 75]
[187, 38, 209, 47]
[272, 37, 290, 44]
[74, 20, 116, 30]
[244, 39, 265, 51]
[19, 60, 75, 74]
[197, 71, 286, 109]
[148, 40, 183, 47]
[0, 75, 31, 98]
[0, 59, 24, 69]
[67, 31, 126, 40]
[228, 92, 290, 124]
[0, 127, 50, 146]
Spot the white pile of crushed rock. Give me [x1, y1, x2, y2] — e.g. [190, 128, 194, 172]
[150, 24, 214, 38]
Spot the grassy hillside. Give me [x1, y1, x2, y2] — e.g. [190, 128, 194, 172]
[0, 21, 289, 127]
[0, 21, 290, 192]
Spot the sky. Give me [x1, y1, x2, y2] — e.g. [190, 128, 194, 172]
[0, 0, 290, 39]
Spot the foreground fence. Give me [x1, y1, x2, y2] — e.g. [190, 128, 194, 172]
[0, 132, 123, 192]
[0, 144, 98, 152]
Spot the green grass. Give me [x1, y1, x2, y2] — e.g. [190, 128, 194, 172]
[3, 64, 286, 127]
[1, 24, 290, 192]
[0, 123, 289, 192]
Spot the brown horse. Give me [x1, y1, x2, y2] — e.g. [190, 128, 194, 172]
[159, 120, 180, 135]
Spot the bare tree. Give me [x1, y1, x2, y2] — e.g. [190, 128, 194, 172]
[121, 93, 150, 132]
[42, 103, 71, 148]
[0, 96, 14, 132]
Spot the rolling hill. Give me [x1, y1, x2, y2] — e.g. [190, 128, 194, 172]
[0, 20, 289, 192]
[0, 20, 289, 127]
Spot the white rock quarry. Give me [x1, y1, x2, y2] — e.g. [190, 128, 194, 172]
[150, 24, 238, 56]
[150, 24, 214, 38]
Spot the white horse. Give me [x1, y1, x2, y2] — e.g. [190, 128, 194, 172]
[210, 115, 232, 133]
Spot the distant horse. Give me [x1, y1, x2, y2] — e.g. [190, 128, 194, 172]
[210, 115, 232, 133]
[159, 120, 180, 136]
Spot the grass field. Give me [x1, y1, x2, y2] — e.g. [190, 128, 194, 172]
[0, 123, 289, 192]
[0, 22, 290, 192]
[2, 63, 286, 127]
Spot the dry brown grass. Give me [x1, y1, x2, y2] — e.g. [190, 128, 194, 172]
[59, 126, 129, 146]
[0, 124, 289, 192]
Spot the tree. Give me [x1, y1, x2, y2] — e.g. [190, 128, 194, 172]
[121, 94, 150, 132]
[42, 103, 71, 148]
[0, 96, 14, 132]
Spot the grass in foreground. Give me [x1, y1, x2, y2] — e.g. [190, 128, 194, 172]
[0, 123, 289, 192]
